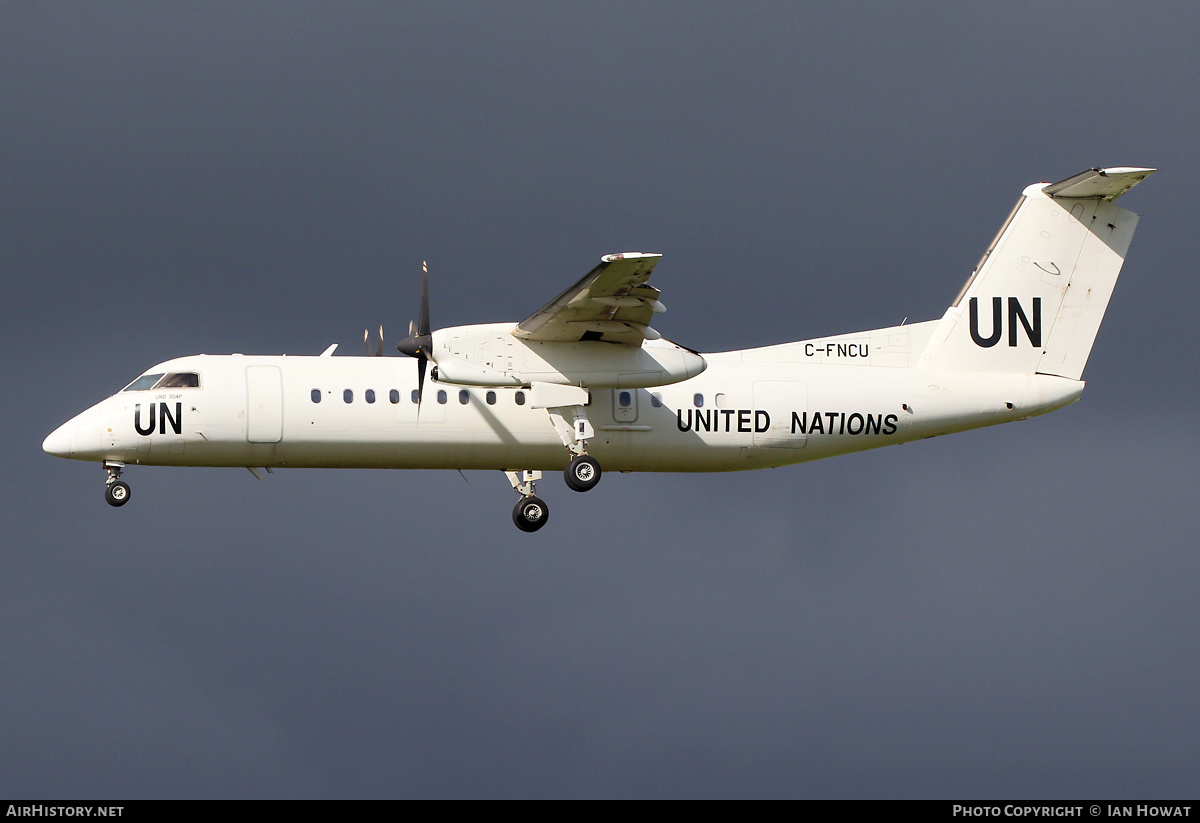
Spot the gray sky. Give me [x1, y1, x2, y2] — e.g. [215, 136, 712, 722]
[3, 2, 1198, 798]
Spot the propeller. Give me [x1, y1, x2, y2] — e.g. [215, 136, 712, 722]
[397, 261, 433, 405]
[363, 325, 385, 356]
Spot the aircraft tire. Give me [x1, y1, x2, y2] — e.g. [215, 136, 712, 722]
[105, 480, 131, 507]
[564, 455, 601, 493]
[513, 496, 549, 532]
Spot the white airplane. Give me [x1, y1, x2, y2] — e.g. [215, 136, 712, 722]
[43, 166, 1154, 532]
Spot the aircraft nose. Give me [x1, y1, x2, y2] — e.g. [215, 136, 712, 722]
[42, 423, 73, 457]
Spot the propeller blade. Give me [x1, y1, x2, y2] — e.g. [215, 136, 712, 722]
[398, 263, 434, 360]
[416, 356, 427, 417]
[418, 265, 430, 337]
[398, 261, 435, 417]
[363, 328, 369, 356]
[376, 325, 384, 357]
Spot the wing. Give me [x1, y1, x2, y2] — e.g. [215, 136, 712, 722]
[513, 252, 666, 346]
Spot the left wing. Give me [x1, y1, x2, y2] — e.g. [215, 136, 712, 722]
[513, 252, 666, 346]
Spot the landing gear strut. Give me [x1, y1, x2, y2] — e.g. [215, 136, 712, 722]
[104, 462, 131, 508]
[505, 470, 548, 533]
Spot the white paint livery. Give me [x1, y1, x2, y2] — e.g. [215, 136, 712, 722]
[44, 168, 1154, 531]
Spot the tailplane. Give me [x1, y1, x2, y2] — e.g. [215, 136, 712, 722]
[920, 167, 1154, 380]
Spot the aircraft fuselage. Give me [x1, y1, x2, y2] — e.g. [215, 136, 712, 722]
[43, 320, 1083, 475]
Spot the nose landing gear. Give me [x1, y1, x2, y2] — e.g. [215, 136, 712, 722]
[103, 461, 131, 507]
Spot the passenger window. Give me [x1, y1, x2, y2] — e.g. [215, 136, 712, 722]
[486, 391, 497, 405]
[618, 391, 632, 407]
[311, 389, 321, 403]
[366, 389, 376, 404]
[716, 393, 728, 408]
[515, 391, 526, 406]
[459, 390, 470, 405]
[437, 390, 447, 404]
[650, 392, 662, 408]
[693, 393, 704, 408]
[344, 389, 353, 404]
[390, 389, 400, 404]
[411, 389, 420, 404]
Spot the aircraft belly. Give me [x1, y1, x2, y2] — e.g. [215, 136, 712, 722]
[254, 431, 761, 472]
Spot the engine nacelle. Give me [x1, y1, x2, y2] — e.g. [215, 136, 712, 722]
[430, 323, 706, 388]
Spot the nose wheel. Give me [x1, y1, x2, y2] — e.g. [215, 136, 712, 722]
[103, 461, 131, 507]
[105, 480, 131, 507]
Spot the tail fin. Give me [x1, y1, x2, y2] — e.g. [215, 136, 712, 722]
[920, 167, 1154, 380]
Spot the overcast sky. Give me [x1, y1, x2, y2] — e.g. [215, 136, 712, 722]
[3, 2, 1198, 798]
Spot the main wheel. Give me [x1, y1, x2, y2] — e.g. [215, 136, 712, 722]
[105, 480, 131, 507]
[564, 455, 601, 493]
[513, 496, 549, 532]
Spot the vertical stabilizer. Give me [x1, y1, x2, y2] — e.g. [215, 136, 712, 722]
[920, 167, 1153, 380]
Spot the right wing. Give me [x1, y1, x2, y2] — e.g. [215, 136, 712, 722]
[513, 252, 666, 346]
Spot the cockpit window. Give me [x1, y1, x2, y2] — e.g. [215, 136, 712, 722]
[121, 372, 201, 392]
[123, 373, 165, 392]
[157, 372, 200, 388]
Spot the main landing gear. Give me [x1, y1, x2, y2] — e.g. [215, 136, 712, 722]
[104, 461, 131, 507]
[504, 394, 609, 532]
[546, 403, 603, 494]
[506, 470, 548, 533]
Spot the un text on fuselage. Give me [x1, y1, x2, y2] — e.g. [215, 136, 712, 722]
[134, 401, 182, 436]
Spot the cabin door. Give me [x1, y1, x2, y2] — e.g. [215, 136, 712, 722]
[246, 366, 283, 443]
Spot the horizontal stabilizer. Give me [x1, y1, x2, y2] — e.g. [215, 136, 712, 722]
[1042, 167, 1155, 201]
